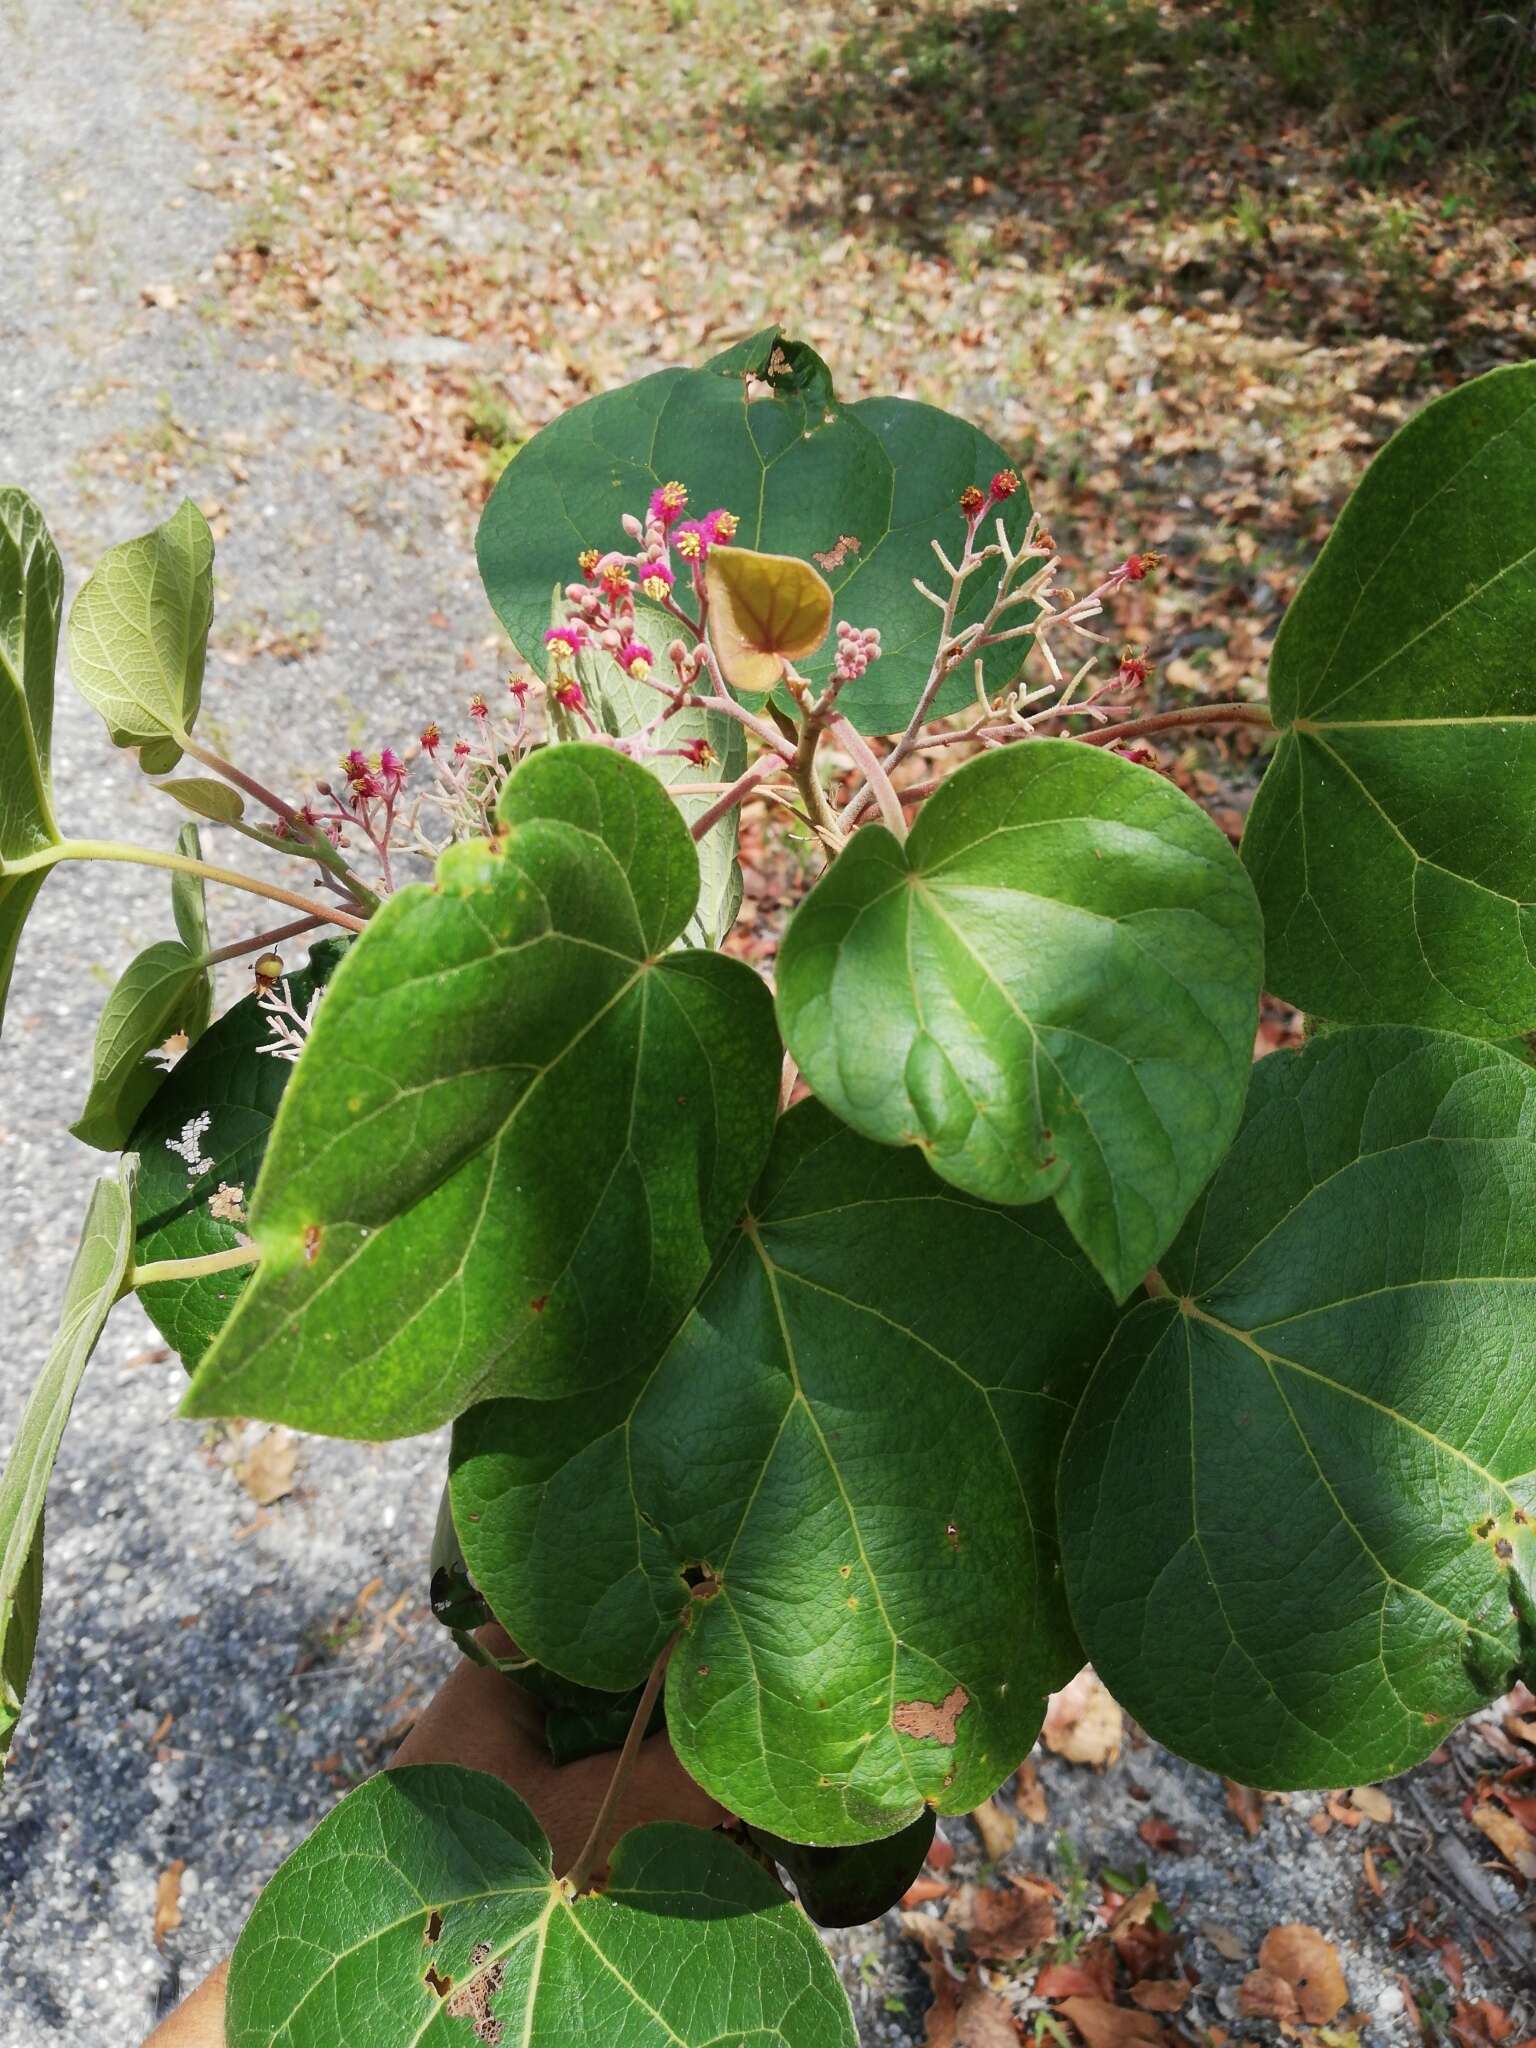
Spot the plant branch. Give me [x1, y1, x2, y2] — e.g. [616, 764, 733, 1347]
[203, 914, 329, 966]
[175, 734, 381, 909]
[130, 1243, 260, 1289]
[1076, 703, 1273, 747]
[830, 717, 905, 840]
[689, 759, 784, 841]
[24, 841, 369, 931]
[561, 1631, 679, 1894]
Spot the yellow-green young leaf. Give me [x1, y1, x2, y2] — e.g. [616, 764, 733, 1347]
[450, 1100, 1119, 1845]
[155, 776, 245, 826]
[1242, 363, 1536, 1036]
[71, 825, 213, 1152]
[706, 546, 833, 692]
[777, 741, 1265, 1301]
[226, 1769, 856, 2048]
[182, 747, 780, 1438]
[67, 499, 213, 773]
[0, 489, 62, 861]
[1060, 1028, 1536, 1790]
[0, 1161, 136, 1780]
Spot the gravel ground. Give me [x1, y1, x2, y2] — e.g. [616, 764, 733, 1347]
[1, 6, 1533, 2045]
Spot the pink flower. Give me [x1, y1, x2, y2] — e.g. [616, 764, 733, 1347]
[452, 737, 473, 760]
[508, 673, 531, 702]
[342, 749, 381, 800]
[988, 469, 1021, 503]
[648, 481, 688, 527]
[701, 508, 738, 544]
[468, 693, 490, 721]
[679, 736, 712, 767]
[419, 723, 441, 756]
[1116, 649, 1152, 691]
[554, 681, 586, 712]
[379, 747, 407, 791]
[618, 639, 654, 680]
[544, 623, 587, 655]
[640, 559, 676, 602]
[673, 521, 708, 563]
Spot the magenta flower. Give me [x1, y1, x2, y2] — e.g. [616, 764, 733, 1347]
[618, 639, 654, 680]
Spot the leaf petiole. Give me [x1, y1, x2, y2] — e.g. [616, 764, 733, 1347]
[11, 841, 368, 932]
[130, 1243, 261, 1290]
[561, 1629, 678, 1895]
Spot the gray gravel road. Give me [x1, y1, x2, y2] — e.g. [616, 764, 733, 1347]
[2, 7, 1532, 2046]
[1, 2, 489, 2036]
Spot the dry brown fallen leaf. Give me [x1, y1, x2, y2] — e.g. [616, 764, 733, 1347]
[1223, 1779, 1264, 1836]
[971, 1797, 1019, 1862]
[1241, 1924, 1348, 2029]
[1201, 1921, 1247, 1962]
[1037, 1941, 1117, 2001]
[1043, 1668, 1123, 1767]
[1015, 1759, 1048, 1824]
[1348, 1784, 1393, 1824]
[153, 1860, 186, 1949]
[235, 1426, 298, 1506]
[1469, 1800, 1536, 1879]
[1130, 1978, 1192, 2013]
[1057, 1993, 1166, 2048]
[924, 1970, 1022, 2048]
[953, 1878, 1058, 1962]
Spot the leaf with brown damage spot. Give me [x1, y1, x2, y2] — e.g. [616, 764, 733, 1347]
[893, 1684, 969, 1745]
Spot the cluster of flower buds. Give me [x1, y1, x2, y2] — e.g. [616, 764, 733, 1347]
[548, 482, 739, 698]
[830, 621, 883, 689]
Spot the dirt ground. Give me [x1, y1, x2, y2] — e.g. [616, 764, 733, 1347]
[1, 2, 1533, 2042]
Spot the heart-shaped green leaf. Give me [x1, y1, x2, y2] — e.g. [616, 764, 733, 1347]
[777, 741, 1264, 1301]
[450, 1100, 1118, 1844]
[226, 1767, 856, 2048]
[154, 775, 246, 825]
[476, 327, 1032, 735]
[66, 499, 213, 774]
[0, 490, 62, 862]
[747, 1811, 936, 1929]
[706, 546, 833, 692]
[1059, 1026, 1536, 1790]
[182, 746, 780, 1437]
[131, 941, 346, 1368]
[1242, 363, 1536, 1036]
[0, 1161, 135, 1779]
[72, 825, 214, 1152]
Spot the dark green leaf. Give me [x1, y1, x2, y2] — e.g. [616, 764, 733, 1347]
[777, 741, 1264, 1301]
[0, 1162, 136, 1779]
[182, 746, 780, 1437]
[476, 326, 1031, 734]
[451, 1099, 1118, 1844]
[225, 1767, 856, 2048]
[748, 1811, 936, 1929]
[1242, 363, 1536, 1036]
[71, 826, 214, 1152]
[130, 942, 345, 1367]
[0, 489, 62, 861]
[1059, 1027, 1536, 1790]
[66, 499, 213, 773]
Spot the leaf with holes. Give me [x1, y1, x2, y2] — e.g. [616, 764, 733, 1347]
[225, 1766, 856, 2048]
[450, 1099, 1118, 1844]
[182, 747, 780, 1437]
[1242, 363, 1536, 1036]
[67, 498, 213, 773]
[1059, 1027, 1536, 1789]
[0, 1161, 135, 1778]
[476, 326, 1032, 734]
[130, 941, 347, 1368]
[706, 546, 833, 693]
[777, 741, 1264, 1301]
[71, 825, 214, 1151]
